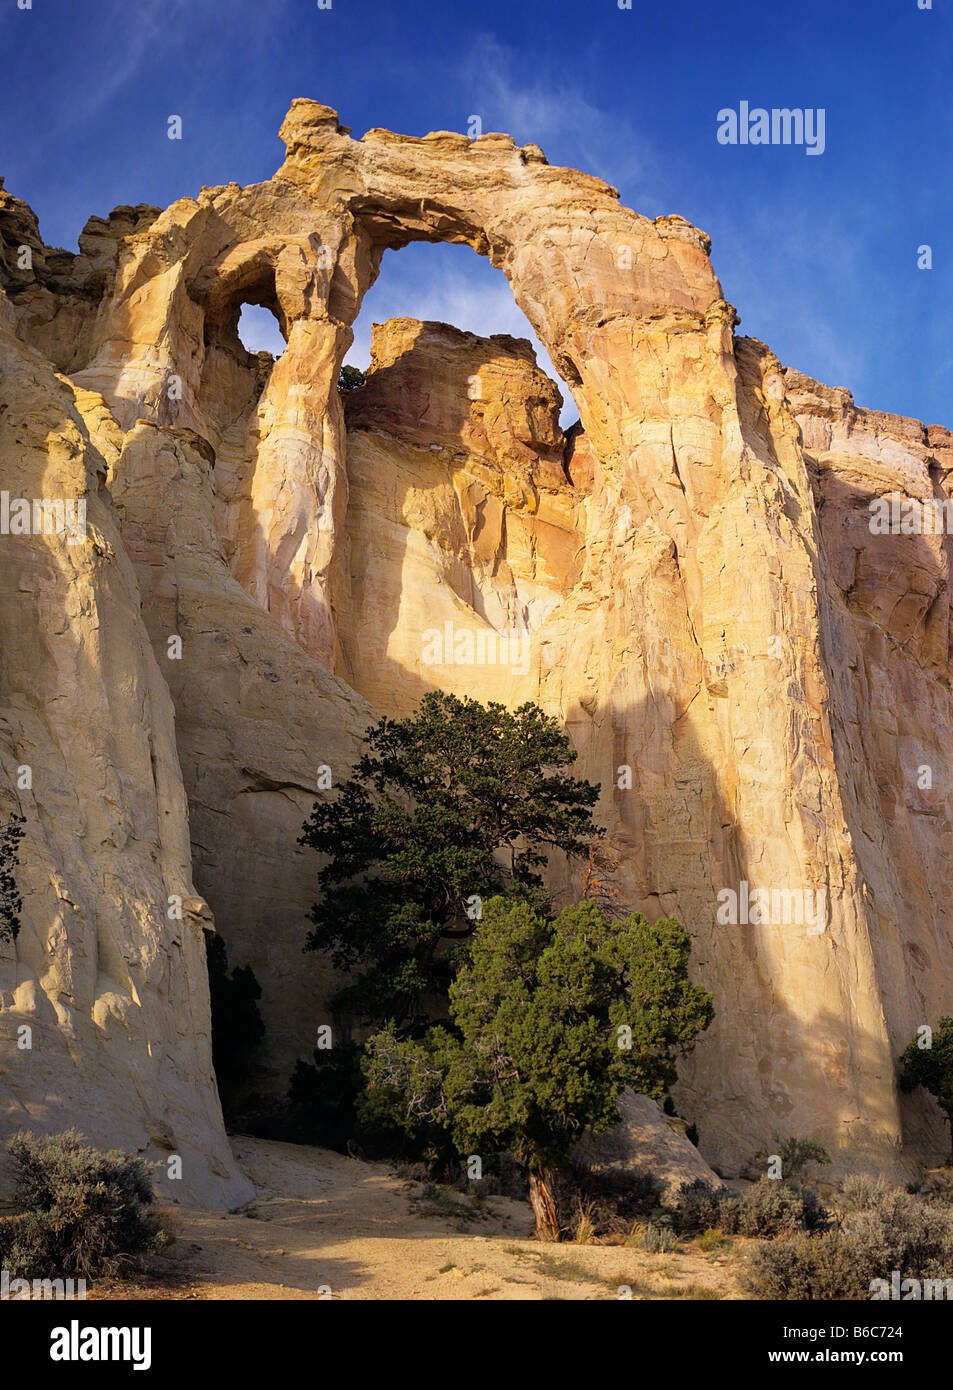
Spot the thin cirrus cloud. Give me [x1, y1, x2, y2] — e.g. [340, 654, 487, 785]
[457, 33, 653, 196]
[39, 0, 193, 132]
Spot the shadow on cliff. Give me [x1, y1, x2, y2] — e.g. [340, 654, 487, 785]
[730, 342, 953, 1176]
[152, 320, 951, 1185]
[551, 685, 930, 1180]
[292, 333, 949, 1181]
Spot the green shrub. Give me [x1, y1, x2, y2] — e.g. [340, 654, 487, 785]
[338, 364, 367, 391]
[839, 1186, 953, 1277]
[671, 1177, 824, 1238]
[553, 1165, 666, 1240]
[921, 1169, 953, 1206]
[899, 1018, 953, 1162]
[569, 1164, 665, 1219]
[642, 1218, 678, 1253]
[743, 1232, 868, 1300]
[0, 1130, 165, 1278]
[835, 1173, 891, 1212]
[723, 1178, 826, 1238]
[693, 1227, 731, 1252]
[744, 1181, 953, 1300]
[670, 1179, 739, 1234]
[751, 1136, 832, 1182]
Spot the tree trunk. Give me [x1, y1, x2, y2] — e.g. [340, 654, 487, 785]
[528, 1164, 560, 1242]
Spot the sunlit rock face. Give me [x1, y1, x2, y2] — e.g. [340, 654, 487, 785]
[337, 317, 579, 713]
[0, 301, 251, 1207]
[1, 99, 951, 1184]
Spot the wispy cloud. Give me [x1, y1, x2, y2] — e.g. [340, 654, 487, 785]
[709, 189, 875, 396]
[41, 0, 193, 130]
[457, 33, 652, 193]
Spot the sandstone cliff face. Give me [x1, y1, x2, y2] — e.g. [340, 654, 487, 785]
[338, 317, 579, 712]
[1, 99, 951, 1184]
[0, 297, 250, 1206]
[104, 414, 375, 1095]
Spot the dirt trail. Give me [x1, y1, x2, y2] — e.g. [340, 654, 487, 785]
[91, 1137, 743, 1301]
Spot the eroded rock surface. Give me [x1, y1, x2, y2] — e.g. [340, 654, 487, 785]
[0, 300, 250, 1206]
[574, 1091, 725, 1202]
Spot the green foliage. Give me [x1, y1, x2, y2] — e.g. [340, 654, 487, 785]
[724, 1178, 826, 1238]
[900, 1017, 953, 1156]
[360, 897, 714, 1186]
[743, 1232, 866, 1300]
[671, 1177, 824, 1238]
[670, 1179, 736, 1235]
[300, 692, 603, 1028]
[205, 932, 265, 1109]
[287, 1042, 393, 1152]
[338, 364, 367, 391]
[0, 813, 25, 943]
[0, 1130, 164, 1278]
[569, 1163, 664, 1218]
[752, 1135, 832, 1181]
[835, 1173, 893, 1213]
[921, 1168, 953, 1205]
[641, 1217, 678, 1252]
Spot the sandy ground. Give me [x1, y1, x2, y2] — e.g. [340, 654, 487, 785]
[90, 1136, 744, 1301]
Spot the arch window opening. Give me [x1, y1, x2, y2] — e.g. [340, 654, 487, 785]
[237, 301, 286, 358]
[343, 241, 581, 431]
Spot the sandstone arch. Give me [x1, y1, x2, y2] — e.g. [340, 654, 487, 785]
[2, 100, 952, 1183]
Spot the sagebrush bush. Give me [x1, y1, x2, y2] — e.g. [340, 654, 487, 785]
[642, 1218, 678, 1253]
[745, 1180, 953, 1299]
[840, 1188, 953, 1277]
[835, 1173, 890, 1213]
[558, 1164, 667, 1239]
[921, 1168, 953, 1206]
[670, 1176, 824, 1238]
[0, 1130, 165, 1278]
[743, 1232, 869, 1300]
[670, 1179, 739, 1234]
[724, 1178, 826, 1238]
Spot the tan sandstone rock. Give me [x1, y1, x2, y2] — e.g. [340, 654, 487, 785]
[574, 1091, 725, 1202]
[0, 298, 250, 1206]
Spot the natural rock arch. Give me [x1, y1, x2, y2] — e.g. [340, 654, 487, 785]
[61, 102, 943, 1175]
[2, 100, 952, 1181]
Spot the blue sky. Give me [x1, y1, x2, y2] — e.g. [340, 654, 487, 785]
[2, 0, 950, 428]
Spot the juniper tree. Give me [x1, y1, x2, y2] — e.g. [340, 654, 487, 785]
[338, 364, 366, 391]
[360, 897, 714, 1239]
[900, 1018, 953, 1162]
[300, 692, 603, 1030]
